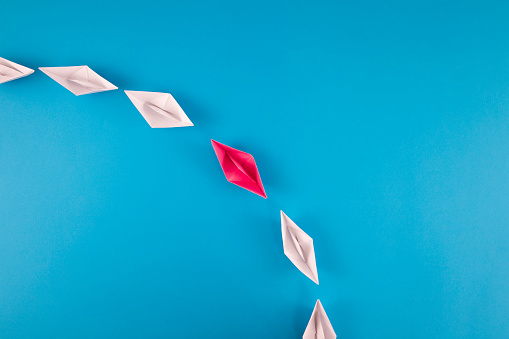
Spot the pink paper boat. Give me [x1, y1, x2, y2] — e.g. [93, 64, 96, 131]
[211, 140, 267, 198]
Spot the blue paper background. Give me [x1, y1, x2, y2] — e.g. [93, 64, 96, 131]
[1, 0, 508, 338]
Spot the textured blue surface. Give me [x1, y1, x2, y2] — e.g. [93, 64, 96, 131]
[1, 1, 508, 338]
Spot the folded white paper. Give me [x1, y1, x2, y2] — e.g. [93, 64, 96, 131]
[39, 66, 117, 95]
[281, 210, 319, 284]
[303, 300, 336, 339]
[0, 57, 34, 84]
[124, 90, 193, 128]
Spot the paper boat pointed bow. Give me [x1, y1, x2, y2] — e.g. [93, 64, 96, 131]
[211, 140, 267, 198]
[303, 300, 336, 339]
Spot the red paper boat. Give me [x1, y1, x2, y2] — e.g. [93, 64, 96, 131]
[211, 140, 267, 198]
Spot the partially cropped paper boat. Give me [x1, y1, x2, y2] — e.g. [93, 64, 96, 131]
[0, 57, 34, 84]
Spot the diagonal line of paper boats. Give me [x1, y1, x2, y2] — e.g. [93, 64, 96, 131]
[1, 56, 338, 338]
